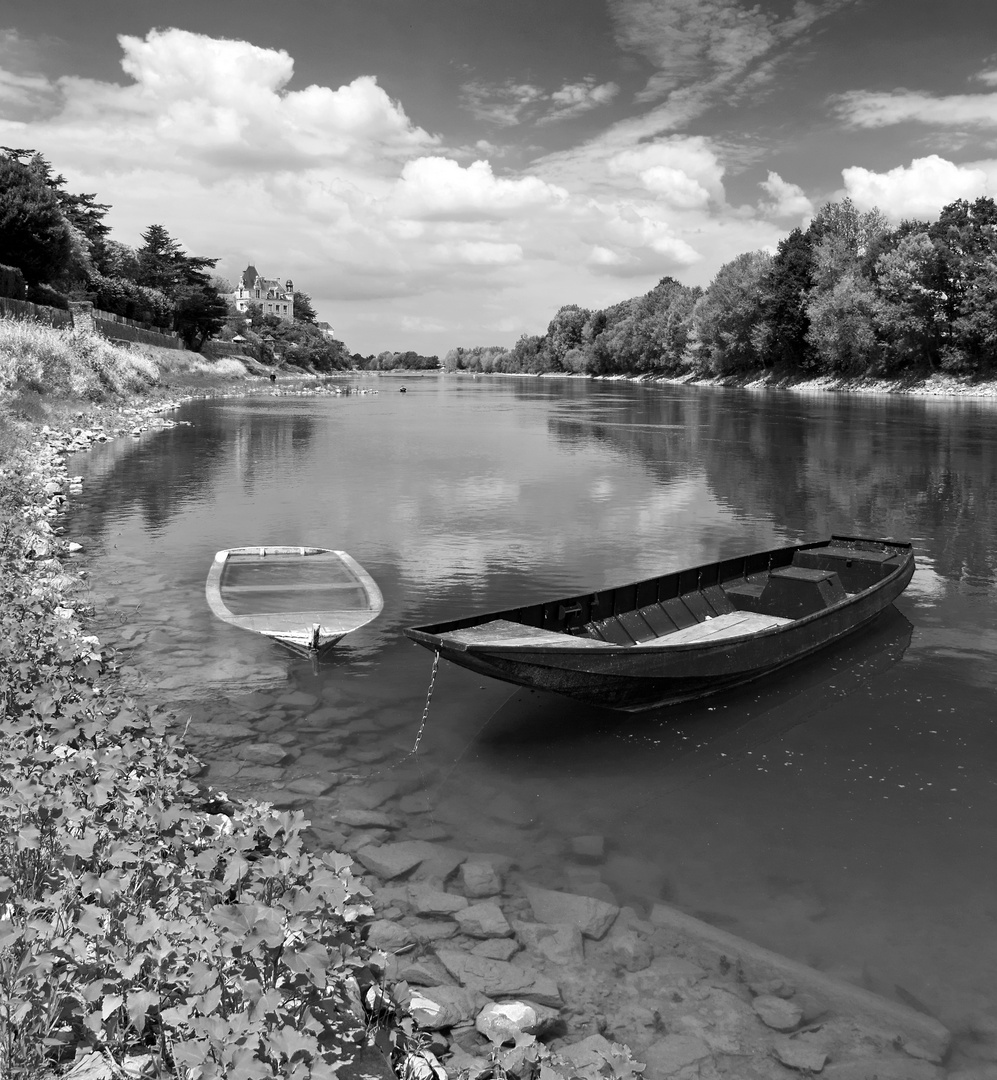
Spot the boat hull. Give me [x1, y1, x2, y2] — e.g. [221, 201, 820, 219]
[206, 546, 383, 655]
[406, 536, 914, 711]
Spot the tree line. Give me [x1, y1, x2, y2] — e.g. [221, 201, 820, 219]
[444, 196, 997, 380]
[0, 149, 350, 368]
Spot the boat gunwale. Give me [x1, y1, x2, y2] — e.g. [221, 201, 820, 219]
[405, 535, 914, 655]
[206, 546, 384, 639]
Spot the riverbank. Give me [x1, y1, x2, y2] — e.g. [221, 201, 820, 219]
[652, 369, 997, 400]
[0, 338, 986, 1079]
[446, 365, 997, 401]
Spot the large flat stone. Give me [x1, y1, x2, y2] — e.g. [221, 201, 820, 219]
[408, 883, 469, 917]
[514, 921, 584, 966]
[435, 949, 562, 1007]
[355, 842, 426, 880]
[523, 884, 619, 940]
[456, 902, 512, 939]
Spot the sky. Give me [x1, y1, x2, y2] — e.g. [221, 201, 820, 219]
[1, 1, 996, 356]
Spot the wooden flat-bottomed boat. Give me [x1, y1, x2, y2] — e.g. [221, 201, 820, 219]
[206, 546, 384, 657]
[405, 535, 915, 712]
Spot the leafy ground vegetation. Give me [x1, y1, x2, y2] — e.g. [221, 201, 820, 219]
[0, 338, 408, 1080]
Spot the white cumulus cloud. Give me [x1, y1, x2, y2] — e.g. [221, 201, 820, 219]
[758, 171, 814, 220]
[0, 27, 797, 353]
[607, 136, 726, 207]
[842, 156, 993, 220]
[393, 157, 568, 220]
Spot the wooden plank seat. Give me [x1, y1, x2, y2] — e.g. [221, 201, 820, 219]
[444, 620, 613, 649]
[639, 610, 792, 647]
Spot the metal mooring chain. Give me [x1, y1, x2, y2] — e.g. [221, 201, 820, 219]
[337, 648, 441, 781]
[406, 648, 441, 757]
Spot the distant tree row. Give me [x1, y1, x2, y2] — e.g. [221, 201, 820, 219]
[352, 350, 440, 371]
[444, 196, 997, 380]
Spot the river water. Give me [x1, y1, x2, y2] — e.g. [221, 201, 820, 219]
[64, 375, 997, 1033]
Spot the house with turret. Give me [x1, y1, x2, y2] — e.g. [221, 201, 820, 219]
[233, 264, 294, 322]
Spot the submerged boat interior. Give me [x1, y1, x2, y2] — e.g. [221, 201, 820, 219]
[436, 538, 911, 650]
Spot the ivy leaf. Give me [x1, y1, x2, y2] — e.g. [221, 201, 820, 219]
[101, 994, 124, 1020]
[126, 988, 159, 1034]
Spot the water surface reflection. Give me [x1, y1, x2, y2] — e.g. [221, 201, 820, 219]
[65, 377, 997, 1029]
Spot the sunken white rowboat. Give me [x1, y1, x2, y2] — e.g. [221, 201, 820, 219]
[206, 546, 384, 656]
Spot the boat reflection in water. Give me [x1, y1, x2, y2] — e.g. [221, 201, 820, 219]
[476, 606, 914, 780]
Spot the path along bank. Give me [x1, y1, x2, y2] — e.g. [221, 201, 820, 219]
[1, 354, 987, 1080]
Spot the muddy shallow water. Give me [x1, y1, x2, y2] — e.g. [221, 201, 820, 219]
[64, 376, 997, 1032]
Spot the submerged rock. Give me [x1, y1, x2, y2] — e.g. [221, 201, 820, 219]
[456, 902, 512, 939]
[472, 938, 520, 961]
[459, 860, 504, 898]
[522, 883, 619, 940]
[435, 950, 562, 1007]
[366, 919, 415, 951]
[640, 1034, 711, 1076]
[514, 921, 584, 966]
[774, 1039, 828, 1073]
[408, 883, 469, 917]
[752, 994, 803, 1032]
[355, 842, 426, 880]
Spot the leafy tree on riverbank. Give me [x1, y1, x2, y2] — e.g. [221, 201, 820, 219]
[242, 304, 351, 371]
[0, 155, 72, 286]
[449, 195, 997, 382]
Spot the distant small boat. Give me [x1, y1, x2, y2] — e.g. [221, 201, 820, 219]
[405, 535, 915, 711]
[206, 546, 383, 656]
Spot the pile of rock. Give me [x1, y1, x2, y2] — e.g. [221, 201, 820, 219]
[345, 836, 954, 1080]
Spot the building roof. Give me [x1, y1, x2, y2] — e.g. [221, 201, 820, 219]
[240, 264, 260, 288]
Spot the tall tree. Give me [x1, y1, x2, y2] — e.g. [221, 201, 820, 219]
[692, 251, 772, 374]
[928, 197, 997, 370]
[292, 290, 317, 324]
[756, 229, 816, 370]
[135, 224, 188, 293]
[0, 156, 71, 284]
[873, 232, 947, 372]
[543, 305, 589, 369]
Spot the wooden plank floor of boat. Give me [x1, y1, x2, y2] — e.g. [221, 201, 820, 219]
[444, 610, 792, 649]
[638, 610, 792, 646]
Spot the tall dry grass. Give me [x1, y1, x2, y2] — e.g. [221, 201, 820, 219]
[0, 316, 253, 476]
[0, 317, 251, 409]
[0, 318, 159, 403]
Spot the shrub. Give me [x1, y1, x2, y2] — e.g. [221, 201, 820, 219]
[0, 264, 26, 300]
[25, 282, 69, 309]
[87, 272, 174, 328]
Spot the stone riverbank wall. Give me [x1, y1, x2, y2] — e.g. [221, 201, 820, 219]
[0, 296, 181, 348]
